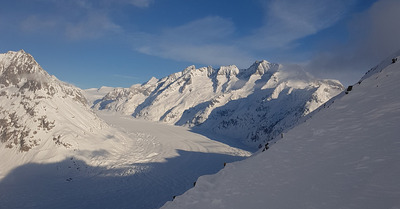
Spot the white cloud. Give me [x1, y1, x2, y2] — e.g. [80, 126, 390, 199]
[129, 0, 355, 68]
[138, 43, 253, 68]
[304, 0, 400, 85]
[14, 1, 123, 40]
[242, 0, 355, 49]
[20, 15, 58, 32]
[350, 0, 400, 60]
[132, 16, 254, 67]
[127, 0, 154, 8]
[65, 12, 122, 40]
[162, 16, 235, 44]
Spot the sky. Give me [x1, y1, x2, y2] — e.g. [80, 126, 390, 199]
[0, 0, 399, 89]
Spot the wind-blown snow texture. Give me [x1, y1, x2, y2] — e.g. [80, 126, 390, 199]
[95, 61, 343, 147]
[162, 52, 400, 209]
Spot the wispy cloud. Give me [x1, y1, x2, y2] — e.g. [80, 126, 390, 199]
[113, 74, 139, 80]
[130, 0, 356, 67]
[127, 0, 154, 8]
[13, 0, 136, 40]
[242, 0, 356, 49]
[304, 0, 400, 85]
[65, 12, 122, 40]
[132, 16, 255, 67]
[20, 15, 58, 33]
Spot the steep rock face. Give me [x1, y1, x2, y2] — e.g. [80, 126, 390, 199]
[0, 50, 104, 152]
[95, 60, 344, 147]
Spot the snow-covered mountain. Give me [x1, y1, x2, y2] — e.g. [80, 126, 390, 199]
[0, 50, 89, 150]
[161, 52, 400, 209]
[94, 61, 343, 147]
[0, 50, 135, 178]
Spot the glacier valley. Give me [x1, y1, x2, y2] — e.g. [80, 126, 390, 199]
[1, 49, 399, 209]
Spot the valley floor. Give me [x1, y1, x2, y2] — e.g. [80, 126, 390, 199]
[0, 112, 251, 209]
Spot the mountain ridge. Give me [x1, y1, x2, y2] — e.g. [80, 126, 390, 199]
[94, 60, 343, 147]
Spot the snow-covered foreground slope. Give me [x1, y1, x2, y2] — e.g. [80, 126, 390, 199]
[161, 53, 400, 209]
[94, 61, 343, 147]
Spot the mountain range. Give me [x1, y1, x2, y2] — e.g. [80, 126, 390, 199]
[94, 61, 343, 147]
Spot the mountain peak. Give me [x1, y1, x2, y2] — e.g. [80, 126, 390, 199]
[5, 49, 33, 62]
[0, 50, 48, 88]
[17, 49, 26, 54]
[144, 76, 159, 85]
[0, 51, 96, 152]
[240, 60, 279, 77]
[181, 65, 198, 76]
[0, 50, 87, 104]
[255, 59, 270, 65]
[217, 65, 239, 76]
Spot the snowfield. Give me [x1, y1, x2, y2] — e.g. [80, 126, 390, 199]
[0, 111, 251, 209]
[161, 52, 400, 209]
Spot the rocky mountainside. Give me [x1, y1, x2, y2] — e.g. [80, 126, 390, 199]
[0, 50, 146, 179]
[0, 50, 94, 151]
[0, 50, 133, 177]
[95, 61, 344, 147]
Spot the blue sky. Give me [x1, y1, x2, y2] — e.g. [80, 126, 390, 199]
[1, 0, 399, 89]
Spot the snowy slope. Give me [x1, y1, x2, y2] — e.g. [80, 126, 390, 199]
[161, 52, 400, 209]
[94, 61, 343, 147]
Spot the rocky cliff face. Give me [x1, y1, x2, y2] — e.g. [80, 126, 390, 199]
[0, 50, 104, 151]
[95, 60, 344, 147]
